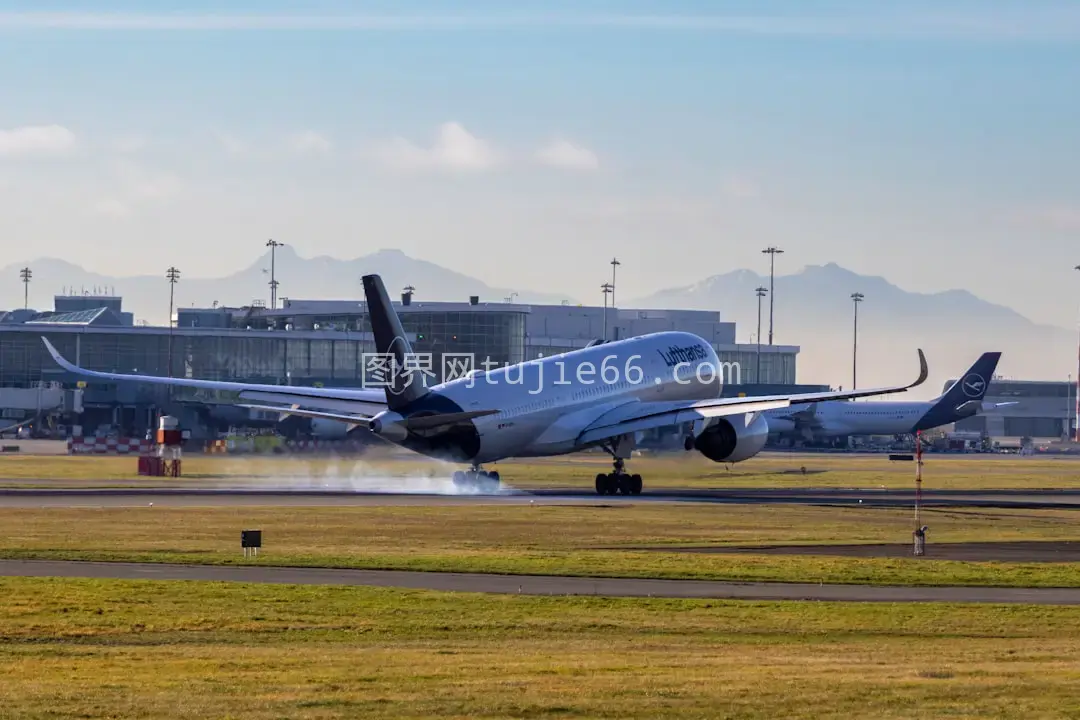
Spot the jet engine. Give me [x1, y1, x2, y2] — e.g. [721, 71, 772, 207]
[691, 412, 769, 463]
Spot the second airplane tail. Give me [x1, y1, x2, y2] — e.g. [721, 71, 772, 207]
[913, 351, 1002, 431]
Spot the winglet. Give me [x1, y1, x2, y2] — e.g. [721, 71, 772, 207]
[42, 337, 79, 373]
[912, 348, 929, 389]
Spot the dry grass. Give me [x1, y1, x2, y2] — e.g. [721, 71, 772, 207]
[2, 448, 1080, 490]
[3, 577, 1080, 719]
[4, 503, 1080, 587]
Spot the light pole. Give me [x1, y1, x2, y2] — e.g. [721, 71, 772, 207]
[851, 292, 864, 389]
[166, 267, 181, 380]
[601, 282, 613, 340]
[266, 239, 285, 310]
[762, 247, 783, 344]
[19, 267, 31, 309]
[1069, 373, 1074, 441]
[1075, 265, 1080, 441]
[755, 286, 767, 383]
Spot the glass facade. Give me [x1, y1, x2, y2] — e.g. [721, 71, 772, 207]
[715, 349, 796, 385]
[0, 308, 528, 393]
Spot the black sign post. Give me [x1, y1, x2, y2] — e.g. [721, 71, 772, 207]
[241, 530, 262, 558]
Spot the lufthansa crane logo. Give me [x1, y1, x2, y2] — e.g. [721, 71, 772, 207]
[961, 373, 986, 398]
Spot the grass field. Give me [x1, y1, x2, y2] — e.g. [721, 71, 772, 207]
[2, 449, 1080, 489]
[3, 577, 1080, 719]
[4, 453, 1080, 716]
[4, 503, 1080, 587]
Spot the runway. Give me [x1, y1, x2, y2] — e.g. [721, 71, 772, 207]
[3, 486, 1080, 509]
[3, 558, 1080, 604]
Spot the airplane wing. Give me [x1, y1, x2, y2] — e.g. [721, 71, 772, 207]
[239, 404, 499, 431]
[240, 404, 375, 428]
[41, 337, 388, 416]
[576, 349, 928, 447]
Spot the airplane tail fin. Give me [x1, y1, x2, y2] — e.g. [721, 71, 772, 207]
[361, 273, 429, 411]
[913, 352, 1001, 431]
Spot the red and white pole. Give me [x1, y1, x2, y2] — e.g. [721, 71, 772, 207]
[915, 429, 923, 528]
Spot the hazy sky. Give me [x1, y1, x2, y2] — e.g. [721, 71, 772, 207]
[2, 0, 1079, 326]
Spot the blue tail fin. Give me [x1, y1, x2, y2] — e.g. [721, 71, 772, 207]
[912, 352, 1001, 431]
[361, 273, 430, 411]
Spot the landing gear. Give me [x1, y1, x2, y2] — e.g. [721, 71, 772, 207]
[452, 466, 501, 493]
[594, 457, 642, 496]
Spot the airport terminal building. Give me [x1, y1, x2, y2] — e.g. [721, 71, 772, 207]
[1, 292, 803, 438]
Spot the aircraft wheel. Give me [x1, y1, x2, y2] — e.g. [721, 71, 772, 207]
[452, 470, 466, 488]
[595, 473, 608, 495]
[598, 474, 616, 495]
[630, 474, 643, 495]
[618, 475, 632, 495]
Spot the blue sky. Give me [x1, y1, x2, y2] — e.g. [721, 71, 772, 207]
[1, 0, 1078, 326]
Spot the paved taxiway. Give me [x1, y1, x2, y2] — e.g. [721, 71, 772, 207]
[3, 559, 1080, 604]
[4, 486, 1080, 509]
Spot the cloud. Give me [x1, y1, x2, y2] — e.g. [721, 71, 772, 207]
[0, 124, 76, 156]
[376, 122, 500, 173]
[289, 130, 332, 155]
[534, 139, 599, 171]
[0, 9, 1078, 40]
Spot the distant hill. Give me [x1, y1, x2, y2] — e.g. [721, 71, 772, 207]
[1, 247, 576, 325]
[628, 262, 1075, 397]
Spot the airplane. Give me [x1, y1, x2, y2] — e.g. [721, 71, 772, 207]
[40, 273, 929, 496]
[763, 352, 1014, 443]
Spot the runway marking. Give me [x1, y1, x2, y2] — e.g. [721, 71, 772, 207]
[2, 559, 1079, 604]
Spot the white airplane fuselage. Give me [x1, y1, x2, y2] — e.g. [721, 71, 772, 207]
[385, 331, 724, 464]
[763, 401, 932, 438]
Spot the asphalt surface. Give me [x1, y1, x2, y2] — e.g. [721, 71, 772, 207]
[3, 558, 1080, 604]
[4, 486, 1080, 509]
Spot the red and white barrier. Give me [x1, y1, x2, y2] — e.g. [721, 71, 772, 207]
[67, 437, 154, 455]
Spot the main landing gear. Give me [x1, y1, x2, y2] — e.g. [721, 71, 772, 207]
[452, 465, 501, 493]
[595, 457, 643, 496]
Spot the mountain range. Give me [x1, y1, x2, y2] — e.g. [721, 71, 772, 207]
[3, 247, 574, 320]
[3, 250, 1074, 398]
[633, 263, 1076, 398]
